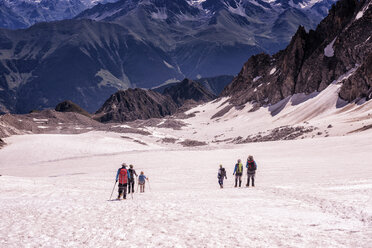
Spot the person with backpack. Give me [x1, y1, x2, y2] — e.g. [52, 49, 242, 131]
[115, 163, 131, 200]
[246, 155, 257, 187]
[233, 159, 243, 187]
[127, 164, 138, 194]
[138, 171, 149, 193]
[217, 164, 227, 188]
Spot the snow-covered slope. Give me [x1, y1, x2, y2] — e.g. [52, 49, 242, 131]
[1, 65, 372, 246]
[0, 122, 371, 247]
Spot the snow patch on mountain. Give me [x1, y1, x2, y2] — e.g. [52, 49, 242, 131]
[151, 8, 168, 20]
[226, 0, 247, 17]
[324, 37, 336, 57]
[163, 60, 175, 69]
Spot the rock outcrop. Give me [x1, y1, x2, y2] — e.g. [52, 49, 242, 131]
[55, 100, 91, 118]
[96, 78, 217, 122]
[94, 89, 178, 122]
[162, 79, 216, 106]
[222, 0, 372, 106]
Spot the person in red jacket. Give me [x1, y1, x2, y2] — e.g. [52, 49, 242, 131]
[115, 163, 131, 200]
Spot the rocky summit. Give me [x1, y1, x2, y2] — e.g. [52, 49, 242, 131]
[94, 88, 178, 122]
[222, 0, 372, 107]
[94, 79, 216, 122]
[55, 100, 91, 118]
[162, 79, 216, 107]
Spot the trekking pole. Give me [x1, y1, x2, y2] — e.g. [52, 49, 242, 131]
[147, 180, 151, 192]
[109, 181, 117, 200]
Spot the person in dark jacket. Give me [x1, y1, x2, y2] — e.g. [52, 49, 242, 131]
[127, 164, 138, 194]
[116, 163, 131, 199]
[233, 159, 243, 187]
[246, 155, 257, 187]
[217, 164, 227, 188]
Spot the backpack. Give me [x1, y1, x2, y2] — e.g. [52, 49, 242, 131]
[248, 161, 256, 171]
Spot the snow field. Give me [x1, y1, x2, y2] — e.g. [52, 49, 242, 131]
[0, 132, 371, 247]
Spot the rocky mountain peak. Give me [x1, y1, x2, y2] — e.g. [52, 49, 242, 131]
[221, 0, 371, 107]
[162, 78, 216, 106]
[55, 100, 91, 118]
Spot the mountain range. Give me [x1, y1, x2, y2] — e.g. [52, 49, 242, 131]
[0, 0, 336, 114]
[0, 0, 118, 29]
[222, 0, 371, 108]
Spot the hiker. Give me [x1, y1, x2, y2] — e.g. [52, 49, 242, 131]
[233, 159, 243, 187]
[138, 171, 149, 193]
[115, 163, 131, 200]
[127, 164, 138, 194]
[217, 164, 227, 188]
[246, 155, 257, 187]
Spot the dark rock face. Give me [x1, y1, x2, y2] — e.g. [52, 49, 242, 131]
[94, 88, 178, 122]
[162, 79, 216, 106]
[55, 100, 91, 117]
[94, 78, 216, 122]
[196, 75, 234, 96]
[222, 0, 372, 106]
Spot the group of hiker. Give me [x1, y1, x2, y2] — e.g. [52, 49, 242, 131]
[113, 155, 257, 200]
[217, 155, 257, 188]
[115, 163, 148, 200]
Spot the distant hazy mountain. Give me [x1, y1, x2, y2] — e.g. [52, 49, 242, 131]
[76, 0, 337, 77]
[0, 0, 117, 29]
[0, 0, 336, 114]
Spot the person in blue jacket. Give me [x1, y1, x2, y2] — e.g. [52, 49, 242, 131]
[115, 163, 131, 199]
[138, 171, 149, 193]
[233, 159, 243, 187]
[246, 155, 257, 187]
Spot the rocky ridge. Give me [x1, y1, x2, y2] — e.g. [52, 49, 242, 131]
[222, 0, 371, 108]
[55, 100, 91, 118]
[94, 79, 215, 122]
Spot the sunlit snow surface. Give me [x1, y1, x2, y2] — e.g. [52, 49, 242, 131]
[1, 82, 372, 247]
[1, 131, 371, 247]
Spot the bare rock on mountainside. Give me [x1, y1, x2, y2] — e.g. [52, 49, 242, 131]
[95, 79, 216, 123]
[162, 78, 217, 106]
[0, 110, 103, 138]
[232, 126, 315, 144]
[94, 88, 178, 123]
[0, 138, 5, 148]
[222, 0, 372, 108]
[55, 100, 91, 118]
[179, 139, 207, 147]
[157, 119, 187, 130]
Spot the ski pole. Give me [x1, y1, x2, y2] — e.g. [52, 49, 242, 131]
[147, 180, 151, 192]
[110, 181, 117, 200]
